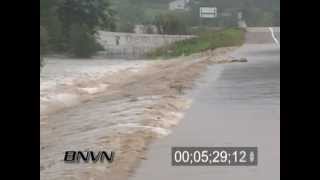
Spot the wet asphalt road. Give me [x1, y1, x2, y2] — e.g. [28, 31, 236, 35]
[129, 27, 280, 180]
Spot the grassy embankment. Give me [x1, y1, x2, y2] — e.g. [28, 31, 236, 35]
[148, 28, 245, 59]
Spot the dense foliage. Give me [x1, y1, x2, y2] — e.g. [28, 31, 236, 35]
[110, 0, 280, 29]
[40, 0, 116, 58]
[40, 0, 279, 62]
[154, 13, 187, 35]
[148, 28, 245, 58]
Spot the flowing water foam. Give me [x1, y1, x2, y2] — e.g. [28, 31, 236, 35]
[40, 57, 149, 116]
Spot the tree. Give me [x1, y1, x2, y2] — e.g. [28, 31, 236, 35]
[273, 9, 280, 26]
[40, 26, 48, 70]
[154, 13, 187, 35]
[57, 0, 115, 57]
[115, 0, 146, 32]
[40, 0, 116, 57]
[57, 0, 116, 37]
[117, 22, 135, 33]
[68, 24, 104, 58]
[40, 26, 48, 55]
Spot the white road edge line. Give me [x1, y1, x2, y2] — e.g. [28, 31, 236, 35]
[269, 27, 280, 46]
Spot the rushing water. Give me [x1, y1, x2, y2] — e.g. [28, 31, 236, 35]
[41, 28, 280, 180]
[40, 57, 149, 116]
[40, 57, 149, 91]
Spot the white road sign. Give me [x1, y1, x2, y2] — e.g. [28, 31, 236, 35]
[200, 7, 217, 18]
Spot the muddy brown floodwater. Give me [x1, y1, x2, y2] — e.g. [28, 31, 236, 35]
[40, 47, 242, 180]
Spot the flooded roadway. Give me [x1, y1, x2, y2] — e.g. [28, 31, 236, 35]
[40, 58, 149, 116]
[40, 28, 279, 180]
[130, 28, 280, 180]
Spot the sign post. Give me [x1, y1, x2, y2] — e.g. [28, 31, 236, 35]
[199, 7, 217, 27]
[200, 7, 217, 18]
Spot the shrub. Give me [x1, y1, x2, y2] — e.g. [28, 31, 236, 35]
[117, 22, 135, 33]
[40, 26, 48, 70]
[40, 55, 44, 72]
[68, 24, 104, 58]
[154, 13, 187, 35]
[40, 26, 48, 55]
[148, 28, 245, 58]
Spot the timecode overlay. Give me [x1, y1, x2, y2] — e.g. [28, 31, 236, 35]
[172, 147, 258, 166]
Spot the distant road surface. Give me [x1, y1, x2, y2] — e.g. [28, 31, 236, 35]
[129, 27, 280, 180]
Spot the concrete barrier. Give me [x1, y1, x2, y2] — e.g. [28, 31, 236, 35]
[97, 31, 196, 59]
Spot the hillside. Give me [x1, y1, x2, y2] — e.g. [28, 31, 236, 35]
[108, 0, 280, 32]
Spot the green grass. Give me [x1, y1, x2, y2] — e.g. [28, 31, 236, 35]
[147, 28, 245, 59]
